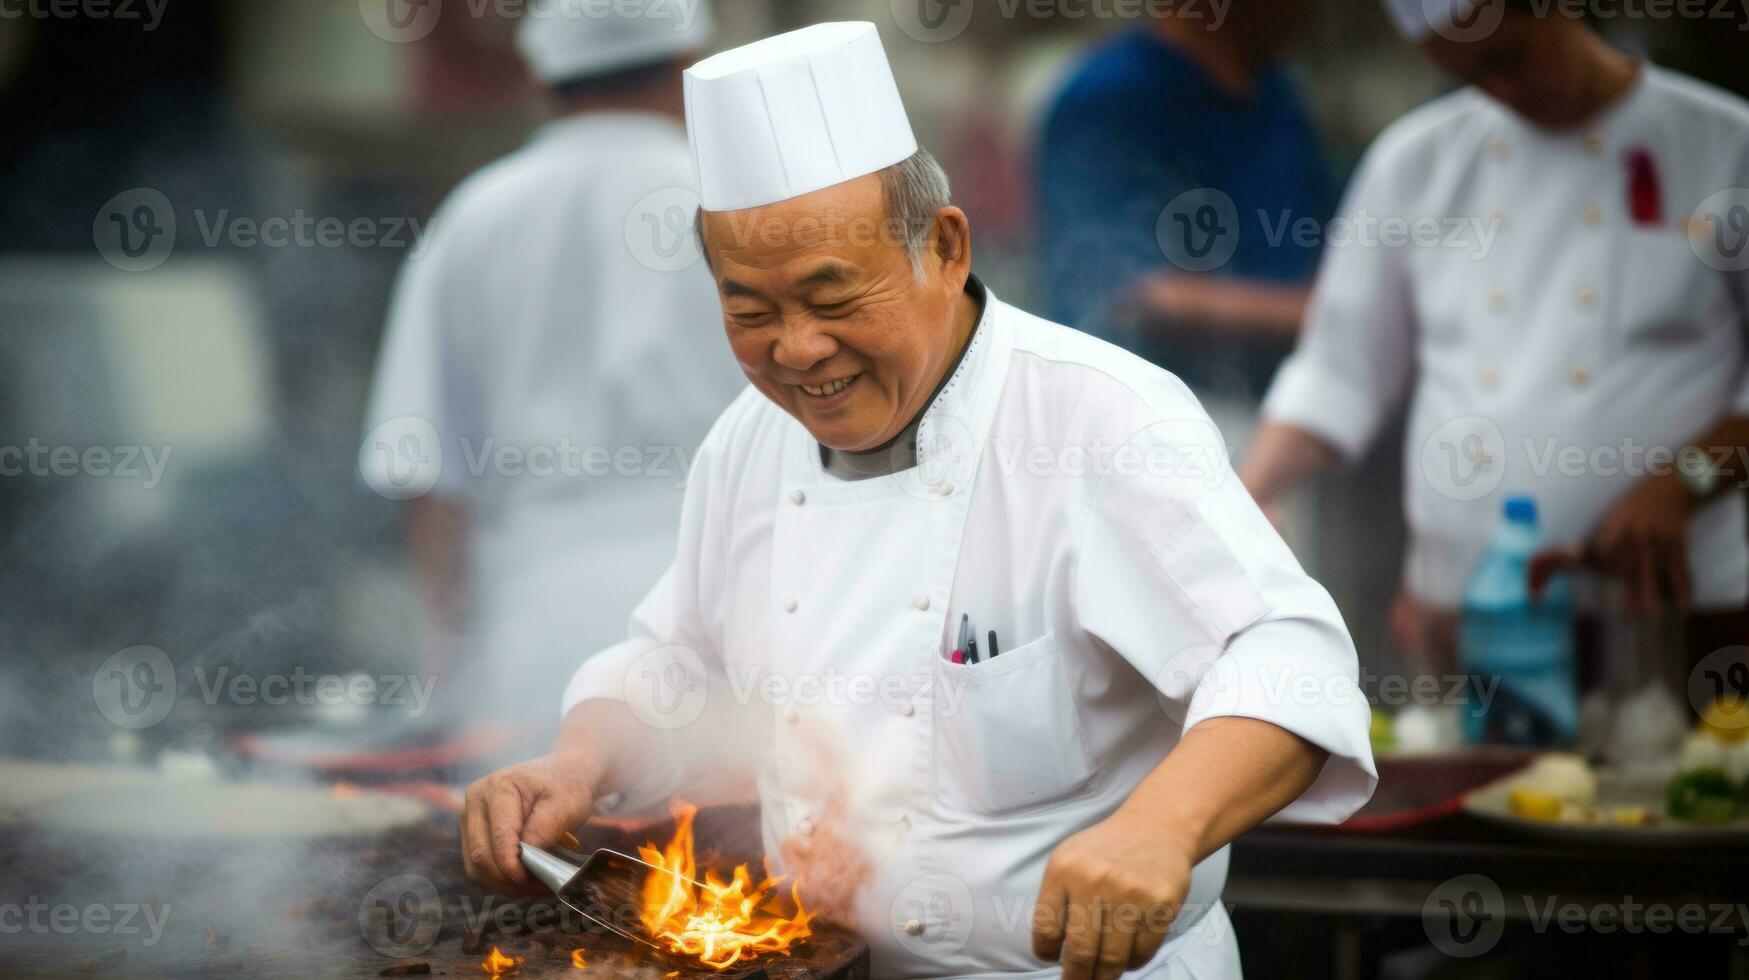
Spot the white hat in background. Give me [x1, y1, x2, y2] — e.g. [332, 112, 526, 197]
[1382, 0, 1487, 40]
[683, 22, 918, 212]
[517, 0, 714, 85]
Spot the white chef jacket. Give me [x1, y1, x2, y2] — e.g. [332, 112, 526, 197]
[1265, 65, 1749, 609]
[562, 287, 1377, 978]
[360, 112, 743, 725]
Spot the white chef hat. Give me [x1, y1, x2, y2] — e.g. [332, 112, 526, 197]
[517, 0, 714, 85]
[1382, 0, 1485, 39]
[683, 22, 919, 212]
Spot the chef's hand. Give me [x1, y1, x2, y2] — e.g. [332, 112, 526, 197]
[461, 751, 599, 895]
[1530, 474, 1694, 615]
[1032, 811, 1192, 980]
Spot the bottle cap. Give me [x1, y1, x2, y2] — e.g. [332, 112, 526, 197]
[1504, 496, 1537, 523]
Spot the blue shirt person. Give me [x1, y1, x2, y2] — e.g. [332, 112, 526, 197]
[1037, 16, 1337, 399]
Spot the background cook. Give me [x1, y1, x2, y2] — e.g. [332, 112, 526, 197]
[1239, 0, 1749, 706]
[358, 0, 744, 746]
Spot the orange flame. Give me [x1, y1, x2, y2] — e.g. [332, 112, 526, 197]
[570, 948, 588, 969]
[481, 946, 523, 975]
[330, 781, 362, 800]
[637, 801, 813, 971]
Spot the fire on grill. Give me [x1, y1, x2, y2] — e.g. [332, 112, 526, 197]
[525, 801, 814, 975]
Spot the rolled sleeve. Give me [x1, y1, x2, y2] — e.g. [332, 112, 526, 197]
[1179, 615, 1378, 824]
[1262, 352, 1393, 462]
[1077, 409, 1377, 825]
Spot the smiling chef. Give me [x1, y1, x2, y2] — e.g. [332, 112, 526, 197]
[461, 21, 1375, 980]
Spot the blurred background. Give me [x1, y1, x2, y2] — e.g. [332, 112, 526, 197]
[3, 0, 1749, 977]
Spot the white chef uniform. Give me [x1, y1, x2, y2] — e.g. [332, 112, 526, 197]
[1264, 64, 1749, 609]
[359, 110, 745, 725]
[561, 282, 1378, 978]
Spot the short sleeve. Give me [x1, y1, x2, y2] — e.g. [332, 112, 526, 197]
[1075, 412, 1378, 823]
[358, 228, 476, 500]
[1262, 139, 1419, 462]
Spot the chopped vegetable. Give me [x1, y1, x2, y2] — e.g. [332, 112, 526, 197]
[1509, 788, 1565, 822]
[1666, 769, 1741, 823]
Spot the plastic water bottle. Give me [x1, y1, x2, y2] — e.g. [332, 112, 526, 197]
[1459, 496, 1579, 746]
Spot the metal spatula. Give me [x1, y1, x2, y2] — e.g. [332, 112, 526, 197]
[519, 840, 696, 953]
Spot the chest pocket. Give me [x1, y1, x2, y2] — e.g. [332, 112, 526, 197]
[1615, 226, 1727, 346]
[931, 632, 1096, 817]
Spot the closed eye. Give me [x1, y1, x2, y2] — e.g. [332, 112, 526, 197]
[812, 299, 861, 319]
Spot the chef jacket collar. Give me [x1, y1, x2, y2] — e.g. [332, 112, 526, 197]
[1502, 59, 1651, 144]
[787, 274, 1009, 496]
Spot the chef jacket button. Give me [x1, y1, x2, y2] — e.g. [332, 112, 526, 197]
[1584, 204, 1602, 225]
[904, 918, 924, 936]
[933, 482, 955, 496]
[1490, 207, 1506, 229]
[1487, 288, 1508, 313]
[790, 490, 806, 506]
[1584, 132, 1604, 156]
[1478, 367, 1499, 392]
[1577, 288, 1597, 311]
[782, 597, 798, 613]
[900, 702, 916, 717]
[1488, 138, 1508, 161]
[913, 595, 930, 611]
[781, 706, 799, 725]
[1571, 364, 1591, 388]
[797, 818, 814, 837]
[897, 814, 912, 832]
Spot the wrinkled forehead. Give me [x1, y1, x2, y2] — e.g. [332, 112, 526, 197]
[700, 173, 904, 276]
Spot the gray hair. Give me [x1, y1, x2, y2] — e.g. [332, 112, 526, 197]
[693, 147, 953, 280]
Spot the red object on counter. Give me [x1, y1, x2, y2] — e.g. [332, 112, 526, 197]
[1625, 146, 1664, 227]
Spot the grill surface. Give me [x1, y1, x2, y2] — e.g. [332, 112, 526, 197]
[0, 800, 868, 979]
